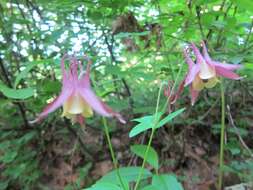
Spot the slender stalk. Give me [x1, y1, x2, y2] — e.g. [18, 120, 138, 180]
[134, 62, 183, 190]
[243, 19, 253, 50]
[102, 117, 127, 190]
[218, 80, 225, 190]
[196, 6, 206, 41]
[133, 83, 164, 190]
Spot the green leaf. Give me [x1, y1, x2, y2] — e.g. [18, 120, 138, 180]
[212, 20, 226, 29]
[158, 108, 186, 127]
[152, 174, 184, 190]
[244, 63, 253, 70]
[140, 185, 157, 190]
[14, 62, 37, 88]
[42, 80, 61, 93]
[130, 145, 159, 170]
[76, 163, 93, 187]
[4, 163, 27, 179]
[0, 180, 9, 190]
[0, 151, 17, 163]
[84, 182, 123, 190]
[105, 65, 124, 77]
[129, 112, 162, 138]
[87, 9, 103, 20]
[0, 81, 34, 99]
[0, 141, 10, 150]
[129, 108, 185, 137]
[231, 0, 253, 12]
[17, 131, 37, 144]
[98, 167, 152, 185]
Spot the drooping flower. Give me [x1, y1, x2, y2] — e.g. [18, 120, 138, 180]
[184, 41, 242, 105]
[31, 55, 126, 125]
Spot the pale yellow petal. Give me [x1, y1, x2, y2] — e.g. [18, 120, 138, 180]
[204, 77, 219, 88]
[82, 100, 93, 118]
[62, 101, 70, 117]
[66, 94, 85, 114]
[199, 61, 216, 79]
[192, 75, 204, 91]
[62, 93, 93, 118]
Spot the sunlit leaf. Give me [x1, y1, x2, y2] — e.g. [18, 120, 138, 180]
[231, 0, 253, 12]
[152, 174, 184, 190]
[129, 108, 185, 137]
[0, 82, 34, 99]
[98, 167, 152, 184]
[131, 144, 159, 170]
[84, 182, 123, 190]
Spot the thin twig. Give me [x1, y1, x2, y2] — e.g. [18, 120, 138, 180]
[243, 19, 253, 50]
[216, 2, 233, 47]
[64, 119, 93, 161]
[103, 30, 134, 112]
[190, 98, 219, 125]
[206, 0, 226, 40]
[227, 105, 253, 157]
[195, 6, 206, 40]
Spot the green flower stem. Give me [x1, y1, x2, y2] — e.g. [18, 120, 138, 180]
[102, 117, 127, 190]
[218, 80, 225, 190]
[134, 63, 183, 190]
[134, 83, 164, 190]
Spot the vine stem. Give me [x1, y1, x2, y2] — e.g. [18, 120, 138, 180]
[133, 83, 164, 190]
[218, 80, 225, 190]
[102, 117, 127, 190]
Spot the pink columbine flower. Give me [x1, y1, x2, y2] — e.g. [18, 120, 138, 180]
[184, 41, 242, 105]
[31, 55, 126, 125]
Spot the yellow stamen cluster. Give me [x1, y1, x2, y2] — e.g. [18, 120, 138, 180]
[62, 93, 93, 122]
[192, 60, 219, 91]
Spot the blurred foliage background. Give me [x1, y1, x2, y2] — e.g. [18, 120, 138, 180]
[0, 0, 253, 189]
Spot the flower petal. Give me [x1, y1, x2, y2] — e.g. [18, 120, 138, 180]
[80, 58, 92, 88]
[184, 48, 201, 86]
[190, 85, 200, 105]
[201, 41, 212, 62]
[200, 41, 243, 71]
[215, 65, 241, 80]
[192, 75, 204, 91]
[198, 60, 216, 79]
[204, 77, 219, 88]
[171, 78, 185, 104]
[69, 57, 80, 81]
[99, 101, 126, 124]
[183, 49, 194, 68]
[191, 43, 206, 64]
[213, 61, 242, 71]
[191, 42, 216, 80]
[62, 92, 93, 117]
[164, 81, 172, 97]
[78, 59, 125, 123]
[61, 54, 68, 80]
[76, 114, 85, 126]
[78, 87, 125, 123]
[30, 87, 73, 123]
[185, 64, 200, 86]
